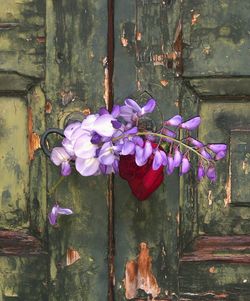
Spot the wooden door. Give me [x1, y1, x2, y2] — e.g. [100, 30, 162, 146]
[1, 0, 250, 300]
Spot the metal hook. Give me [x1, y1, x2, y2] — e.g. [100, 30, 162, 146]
[40, 128, 65, 158]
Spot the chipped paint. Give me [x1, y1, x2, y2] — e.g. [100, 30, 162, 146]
[45, 101, 52, 114]
[28, 107, 40, 161]
[60, 90, 75, 106]
[136, 32, 142, 41]
[224, 175, 231, 207]
[208, 190, 213, 206]
[191, 13, 200, 25]
[124, 242, 160, 300]
[160, 80, 169, 87]
[83, 108, 91, 116]
[121, 37, 128, 47]
[103, 57, 109, 108]
[66, 248, 81, 266]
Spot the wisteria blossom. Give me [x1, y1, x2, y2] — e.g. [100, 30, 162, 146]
[48, 97, 227, 202]
[48, 204, 73, 225]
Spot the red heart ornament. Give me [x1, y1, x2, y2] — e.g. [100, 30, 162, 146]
[119, 151, 164, 201]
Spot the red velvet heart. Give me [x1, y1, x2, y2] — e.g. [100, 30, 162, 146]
[119, 151, 164, 201]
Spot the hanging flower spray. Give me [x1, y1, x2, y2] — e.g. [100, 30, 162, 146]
[46, 98, 227, 224]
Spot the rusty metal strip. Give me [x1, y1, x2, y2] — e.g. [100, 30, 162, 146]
[107, 0, 115, 300]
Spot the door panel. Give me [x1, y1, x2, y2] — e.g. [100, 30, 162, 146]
[0, 97, 29, 229]
[199, 102, 250, 235]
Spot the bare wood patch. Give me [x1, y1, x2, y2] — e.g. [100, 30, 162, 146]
[0, 230, 44, 255]
[124, 242, 160, 300]
[28, 107, 40, 160]
[66, 248, 81, 266]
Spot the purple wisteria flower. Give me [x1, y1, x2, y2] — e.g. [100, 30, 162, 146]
[50, 147, 72, 176]
[48, 204, 73, 225]
[120, 98, 156, 124]
[46, 96, 228, 206]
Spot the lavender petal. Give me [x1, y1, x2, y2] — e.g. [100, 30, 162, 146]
[124, 98, 142, 113]
[173, 148, 182, 167]
[111, 105, 120, 118]
[180, 157, 190, 175]
[180, 116, 201, 130]
[152, 150, 163, 170]
[98, 142, 115, 165]
[64, 122, 81, 139]
[166, 154, 174, 175]
[121, 140, 135, 155]
[93, 114, 116, 137]
[187, 137, 204, 148]
[197, 164, 205, 180]
[74, 134, 98, 159]
[51, 147, 70, 166]
[141, 98, 156, 115]
[164, 115, 183, 127]
[207, 144, 227, 153]
[207, 166, 217, 182]
[61, 161, 72, 176]
[75, 157, 100, 176]
[215, 150, 227, 160]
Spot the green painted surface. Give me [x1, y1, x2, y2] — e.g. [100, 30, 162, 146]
[45, 0, 108, 300]
[183, 0, 250, 77]
[114, 1, 182, 299]
[198, 102, 250, 235]
[0, 97, 29, 229]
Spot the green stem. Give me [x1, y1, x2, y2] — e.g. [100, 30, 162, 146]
[47, 176, 65, 196]
[113, 131, 210, 162]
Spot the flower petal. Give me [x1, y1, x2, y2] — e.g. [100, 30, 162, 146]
[152, 150, 163, 170]
[164, 115, 183, 127]
[74, 134, 97, 159]
[64, 122, 81, 139]
[161, 128, 177, 142]
[93, 114, 116, 137]
[121, 140, 135, 155]
[111, 105, 120, 118]
[180, 116, 201, 130]
[215, 150, 227, 160]
[57, 207, 73, 215]
[207, 144, 227, 153]
[75, 157, 100, 176]
[61, 161, 72, 176]
[180, 157, 190, 175]
[207, 166, 217, 182]
[187, 137, 204, 148]
[62, 138, 75, 156]
[98, 142, 115, 165]
[166, 154, 174, 175]
[173, 148, 182, 167]
[51, 147, 70, 166]
[141, 98, 156, 115]
[197, 164, 205, 181]
[124, 98, 142, 113]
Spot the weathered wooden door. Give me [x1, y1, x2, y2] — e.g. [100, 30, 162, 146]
[1, 0, 250, 300]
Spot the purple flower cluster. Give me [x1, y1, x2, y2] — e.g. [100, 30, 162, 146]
[48, 97, 227, 224]
[50, 97, 226, 181]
